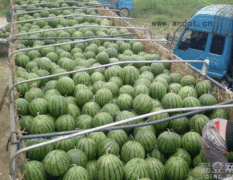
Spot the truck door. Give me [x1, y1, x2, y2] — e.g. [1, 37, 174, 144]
[174, 28, 210, 70]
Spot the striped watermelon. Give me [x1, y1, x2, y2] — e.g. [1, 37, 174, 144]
[169, 73, 182, 83]
[76, 138, 97, 160]
[56, 77, 75, 96]
[170, 148, 192, 167]
[88, 132, 107, 145]
[95, 88, 113, 107]
[148, 107, 169, 131]
[92, 112, 114, 127]
[180, 75, 196, 86]
[107, 130, 128, 148]
[125, 158, 151, 180]
[134, 123, 156, 137]
[48, 95, 69, 117]
[101, 103, 121, 119]
[28, 115, 55, 134]
[189, 114, 209, 134]
[24, 87, 45, 103]
[14, 78, 29, 96]
[132, 42, 144, 54]
[169, 116, 189, 134]
[43, 80, 57, 93]
[199, 93, 217, 106]
[133, 94, 153, 114]
[67, 149, 87, 167]
[190, 165, 213, 180]
[43, 150, 72, 177]
[55, 114, 76, 132]
[181, 132, 202, 155]
[104, 82, 119, 97]
[116, 94, 133, 111]
[119, 42, 131, 53]
[81, 101, 101, 117]
[182, 96, 201, 107]
[195, 80, 212, 97]
[121, 140, 145, 163]
[119, 85, 134, 97]
[151, 63, 164, 76]
[148, 146, 167, 164]
[104, 65, 122, 81]
[145, 157, 165, 180]
[16, 98, 29, 115]
[168, 83, 182, 94]
[76, 115, 93, 129]
[63, 166, 89, 180]
[73, 72, 91, 85]
[75, 89, 93, 108]
[165, 157, 189, 180]
[90, 72, 106, 84]
[139, 71, 154, 82]
[210, 109, 229, 119]
[135, 130, 157, 152]
[153, 77, 169, 89]
[86, 160, 97, 180]
[120, 65, 140, 86]
[53, 136, 77, 152]
[98, 138, 120, 157]
[149, 82, 167, 101]
[97, 154, 124, 180]
[68, 103, 80, 119]
[74, 84, 89, 96]
[152, 99, 161, 108]
[92, 81, 105, 94]
[21, 161, 47, 180]
[19, 115, 33, 131]
[96, 51, 109, 64]
[109, 76, 123, 88]
[178, 86, 198, 100]
[133, 84, 150, 97]
[157, 130, 181, 154]
[29, 98, 48, 116]
[161, 92, 183, 109]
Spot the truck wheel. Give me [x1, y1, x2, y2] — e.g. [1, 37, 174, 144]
[119, 9, 129, 17]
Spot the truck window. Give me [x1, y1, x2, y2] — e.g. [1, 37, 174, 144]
[210, 34, 225, 55]
[178, 29, 208, 51]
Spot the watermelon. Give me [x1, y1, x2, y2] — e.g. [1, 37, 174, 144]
[92, 112, 114, 127]
[169, 73, 182, 83]
[76, 138, 97, 160]
[120, 65, 140, 86]
[97, 154, 124, 180]
[95, 88, 113, 107]
[121, 140, 145, 163]
[21, 161, 47, 180]
[125, 158, 151, 180]
[75, 89, 93, 108]
[165, 157, 189, 180]
[63, 166, 89, 180]
[107, 130, 128, 148]
[133, 84, 150, 97]
[178, 86, 198, 100]
[168, 83, 183, 94]
[132, 42, 144, 54]
[52, 136, 77, 152]
[210, 109, 229, 119]
[48, 95, 68, 117]
[19, 115, 33, 131]
[82, 101, 101, 117]
[195, 80, 212, 97]
[189, 114, 209, 134]
[145, 157, 165, 180]
[29, 98, 48, 116]
[170, 148, 192, 167]
[67, 148, 88, 167]
[98, 138, 120, 157]
[55, 114, 76, 132]
[182, 96, 201, 107]
[199, 93, 217, 106]
[149, 82, 167, 101]
[119, 85, 134, 97]
[180, 75, 196, 86]
[148, 146, 167, 164]
[68, 103, 80, 119]
[181, 132, 202, 155]
[109, 76, 123, 88]
[88, 132, 107, 145]
[43, 150, 72, 177]
[133, 94, 153, 114]
[15, 98, 29, 115]
[96, 51, 109, 64]
[116, 94, 133, 111]
[135, 130, 157, 152]
[169, 116, 189, 134]
[104, 65, 122, 81]
[161, 92, 183, 109]
[24, 87, 45, 103]
[157, 130, 181, 154]
[102, 103, 121, 119]
[86, 161, 97, 180]
[104, 82, 119, 97]
[90, 72, 106, 84]
[73, 72, 91, 85]
[133, 123, 156, 137]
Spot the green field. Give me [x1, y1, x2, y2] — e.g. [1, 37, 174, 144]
[130, 0, 232, 28]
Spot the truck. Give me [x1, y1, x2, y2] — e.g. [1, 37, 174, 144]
[96, 0, 134, 16]
[174, 4, 233, 88]
[5, 1, 233, 180]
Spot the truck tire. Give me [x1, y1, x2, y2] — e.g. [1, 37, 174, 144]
[119, 9, 129, 17]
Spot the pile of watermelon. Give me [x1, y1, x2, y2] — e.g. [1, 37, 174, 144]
[13, 0, 232, 180]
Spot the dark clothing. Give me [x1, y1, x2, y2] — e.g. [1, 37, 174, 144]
[226, 120, 233, 152]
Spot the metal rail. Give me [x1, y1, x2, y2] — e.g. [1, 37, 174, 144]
[14, 7, 120, 16]
[9, 103, 233, 177]
[8, 37, 168, 63]
[11, 13, 136, 26]
[8, 60, 208, 102]
[13, 33, 137, 41]
[13, 25, 152, 39]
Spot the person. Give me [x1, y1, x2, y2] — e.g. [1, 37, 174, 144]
[202, 118, 233, 180]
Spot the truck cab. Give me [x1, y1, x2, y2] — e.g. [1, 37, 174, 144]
[174, 4, 233, 88]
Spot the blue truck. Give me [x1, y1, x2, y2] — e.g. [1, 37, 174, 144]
[174, 4, 233, 88]
[96, 0, 134, 17]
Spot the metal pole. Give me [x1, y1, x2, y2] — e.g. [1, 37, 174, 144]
[13, 25, 151, 39]
[14, 7, 120, 16]
[9, 104, 233, 177]
[8, 60, 207, 102]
